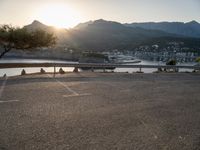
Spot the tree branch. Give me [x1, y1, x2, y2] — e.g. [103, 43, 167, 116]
[0, 45, 12, 58]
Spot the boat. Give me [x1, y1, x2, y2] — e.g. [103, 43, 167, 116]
[115, 60, 141, 64]
[108, 54, 141, 64]
[79, 53, 116, 70]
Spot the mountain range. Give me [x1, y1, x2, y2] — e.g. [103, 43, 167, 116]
[23, 19, 200, 51]
[125, 20, 200, 38]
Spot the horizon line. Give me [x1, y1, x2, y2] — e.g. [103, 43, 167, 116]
[1, 19, 199, 29]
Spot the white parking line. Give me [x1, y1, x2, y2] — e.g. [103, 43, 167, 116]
[47, 74, 92, 97]
[0, 77, 8, 98]
[63, 93, 92, 98]
[55, 79, 79, 96]
[0, 100, 20, 103]
[0, 77, 21, 104]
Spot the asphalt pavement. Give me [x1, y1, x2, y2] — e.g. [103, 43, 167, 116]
[0, 72, 200, 150]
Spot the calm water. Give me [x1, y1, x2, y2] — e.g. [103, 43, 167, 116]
[0, 59, 75, 77]
[115, 60, 196, 73]
[0, 58, 196, 77]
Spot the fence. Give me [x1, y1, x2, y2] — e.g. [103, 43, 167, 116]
[0, 62, 199, 76]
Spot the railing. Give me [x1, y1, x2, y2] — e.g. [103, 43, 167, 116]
[0, 62, 199, 69]
[0, 63, 199, 77]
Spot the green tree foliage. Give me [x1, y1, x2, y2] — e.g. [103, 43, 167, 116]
[166, 59, 177, 65]
[195, 57, 200, 62]
[0, 25, 56, 58]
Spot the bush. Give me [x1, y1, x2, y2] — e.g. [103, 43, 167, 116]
[59, 68, 65, 74]
[21, 69, 26, 75]
[195, 57, 200, 63]
[166, 59, 177, 66]
[40, 68, 46, 74]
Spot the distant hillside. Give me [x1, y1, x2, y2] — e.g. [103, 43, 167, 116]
[24, 20, 70, 45]
[125, 21, 200, 38]
[74, 21, 93, 29]
[23, 20, 56, 32]
[23, 19, 200, 51]
[66, 19, 175, 51]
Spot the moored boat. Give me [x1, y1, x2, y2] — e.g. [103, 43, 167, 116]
[79, 52, 116, 70]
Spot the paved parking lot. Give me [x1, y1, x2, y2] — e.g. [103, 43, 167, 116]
[0, 72, 200, 150]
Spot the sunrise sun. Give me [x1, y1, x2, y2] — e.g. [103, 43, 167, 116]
[35, 3, 81, 28]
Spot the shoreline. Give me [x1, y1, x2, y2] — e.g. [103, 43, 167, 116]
[1, 71, 199, 79]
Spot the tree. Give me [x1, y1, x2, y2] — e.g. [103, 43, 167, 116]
[0, 25, 56, 58]
[166, 59, 177, 65]
[195, 57, 200, 63]
[165, 59, 178, 72]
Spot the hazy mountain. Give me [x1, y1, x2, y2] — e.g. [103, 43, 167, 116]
[23, 20, 56, 32]
[24, 20, 70, 45]
[74, 21, 93, 29]
[66, 19, 175, 51]
[23, 19, 200, 51]
[125, 21, 200, 38]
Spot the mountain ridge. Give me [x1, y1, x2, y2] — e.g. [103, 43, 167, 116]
[125, 20, 200, 38]
[24, 20, 56, 32]
[22, 19, 200, 51]
[24, 19, 200, 38]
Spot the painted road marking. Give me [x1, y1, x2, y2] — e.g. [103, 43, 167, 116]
[0, 100, 20, 103]
[55, 78, 79, 96]
[0, 77, 8, 98]
[0, 77, 21, 104]
[63, 93, 92, 98]
[47, 74, 92, 97]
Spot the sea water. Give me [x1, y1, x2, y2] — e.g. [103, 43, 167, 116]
[0, 58, 196, 77]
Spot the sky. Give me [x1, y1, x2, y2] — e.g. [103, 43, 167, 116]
[0, 0, 200, 28]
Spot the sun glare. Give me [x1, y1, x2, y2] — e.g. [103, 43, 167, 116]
[36, 3, 81, 28]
